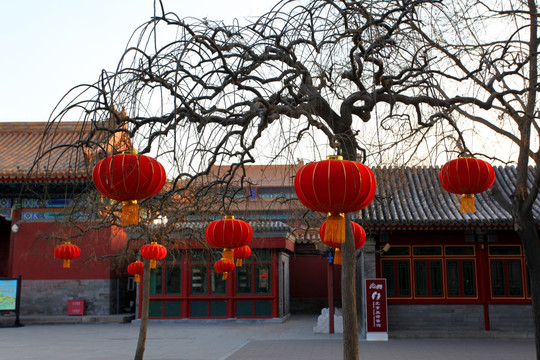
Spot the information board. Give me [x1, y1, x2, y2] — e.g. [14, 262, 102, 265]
[365, 278, 388, 340]
[0, 276, 22, 327]
[0, 279, 18, 311]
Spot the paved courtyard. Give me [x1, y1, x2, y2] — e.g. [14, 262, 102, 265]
[0, 315, 534, 360]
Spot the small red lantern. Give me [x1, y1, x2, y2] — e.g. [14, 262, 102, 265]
[140, 242, 167, 269]
[234, 245, 252, 267]
[54, 242, 81, 268]
[214, 258, 235, 280]
[205, 216, 252, 260]
[439, 157, 495, 213]
[320, 221, 366, 265]
[92, 151, 166, 226]
[295, 155, 376, 243]
[127, 261, 144, 282]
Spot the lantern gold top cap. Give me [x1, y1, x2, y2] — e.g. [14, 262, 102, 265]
[224, 215, 235, 219]
[122, 149, 138, 155]
[327, 155, 343, 160]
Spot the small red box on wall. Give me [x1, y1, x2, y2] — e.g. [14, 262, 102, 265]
[67, 300, 85, 316]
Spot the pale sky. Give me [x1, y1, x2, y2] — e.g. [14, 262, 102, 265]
[0, 0, 278, 122]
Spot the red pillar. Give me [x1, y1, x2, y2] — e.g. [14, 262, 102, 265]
[272, 250, 279, 317]
[328, 259, 334, 334]
[7, 207, 22, 278]
[477, 242, 491, 330]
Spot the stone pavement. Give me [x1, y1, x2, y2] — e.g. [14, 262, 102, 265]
[0, 315, 534, 360]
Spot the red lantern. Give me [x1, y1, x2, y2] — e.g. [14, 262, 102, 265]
[320, 221, 366, 265]
[234, 245, 252, 267]
[140, 242, 167, 269]
[92, 151, 166, 226]
[54, 242, 81, 268]
[439, 157, 495, 213]
[214, 258, 235, 280]
[295, 155, 376, 243]
[127, 261, 144, 282]
[205, 216, 252, 260]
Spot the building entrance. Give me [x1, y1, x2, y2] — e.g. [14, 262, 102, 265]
[0, 217, 11, 277]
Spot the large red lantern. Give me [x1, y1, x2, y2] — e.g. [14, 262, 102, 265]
[295, 155, 376, 243]
[127, 261, 144, 282]
[54, 242, 81, 268]
[320, 221, 366, 265]
[140, 242, 167, 269]
[439, 157, 495, 213]
[234, 245, 252, 267]
[92, 151, 166, 226]
[205, 216, 252, 260]
[214, 258, 235, 280]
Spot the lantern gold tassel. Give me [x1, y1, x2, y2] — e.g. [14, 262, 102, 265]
[63, 260, 70, 268]
[334, 248, 342, 265]
[149, 259, 157, 269]
[460, 194, 475, 213]
[222, 272, 228, 280]
[134, 274, 141, 283]
[122, 200, 139, 227]
[223, 248, 234, 261]
[236, 259, 243, 267]
[325, 213, 346, 244]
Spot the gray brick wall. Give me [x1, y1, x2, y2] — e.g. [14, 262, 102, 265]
[388, 304, 485, 331]
[387, 304, 533, 332]
[20, 279, 117, 315]
[361, 237, 377, 279]
[489, 304, 533, 331]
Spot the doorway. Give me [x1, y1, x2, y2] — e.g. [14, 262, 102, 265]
[0, 217, 11, 277]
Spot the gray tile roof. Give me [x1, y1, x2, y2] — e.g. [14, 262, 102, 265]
[360, 166, 539, 229]
[175, 220, 291, 234]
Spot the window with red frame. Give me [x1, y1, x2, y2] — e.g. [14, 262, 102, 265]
[489, 245, 527, 298]
[381, 245, 477, 299]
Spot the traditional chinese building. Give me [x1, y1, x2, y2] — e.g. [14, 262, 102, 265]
[0, 121, 130, 315]
[361, 166, 536, 332]
[0, 121, 535, 332]
[200, 162, 536, 332]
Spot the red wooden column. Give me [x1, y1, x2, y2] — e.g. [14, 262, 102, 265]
[327, 258, 335, 333]
[227, 263, 235, 318]
[181, 253, 190, 318]
[477, 242, 491, 330]
[7, 207, 22, 278]
[271, 250, 279, 317]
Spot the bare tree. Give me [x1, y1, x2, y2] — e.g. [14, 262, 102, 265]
[39, 0, 540, 358]
[406, 1, 540, 356]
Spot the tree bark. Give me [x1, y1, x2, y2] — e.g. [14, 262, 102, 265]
[342, 214, 359, 360]
[134, 259, 150, 360]
[516, 214, 540, 359]
[339, 132, 360, 360]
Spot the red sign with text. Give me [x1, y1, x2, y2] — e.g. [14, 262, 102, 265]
[365, 278, 387, 333]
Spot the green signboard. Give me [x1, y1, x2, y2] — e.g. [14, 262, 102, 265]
[0, 279, 18, 311]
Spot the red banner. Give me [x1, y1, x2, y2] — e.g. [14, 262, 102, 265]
[365, 278, 387, 333]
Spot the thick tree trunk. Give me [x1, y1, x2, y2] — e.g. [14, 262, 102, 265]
[516, 215, 540, 359]
[134, 260, 150, 360]
[339, 134, 360, 360]
[342, 214, 359, 360]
